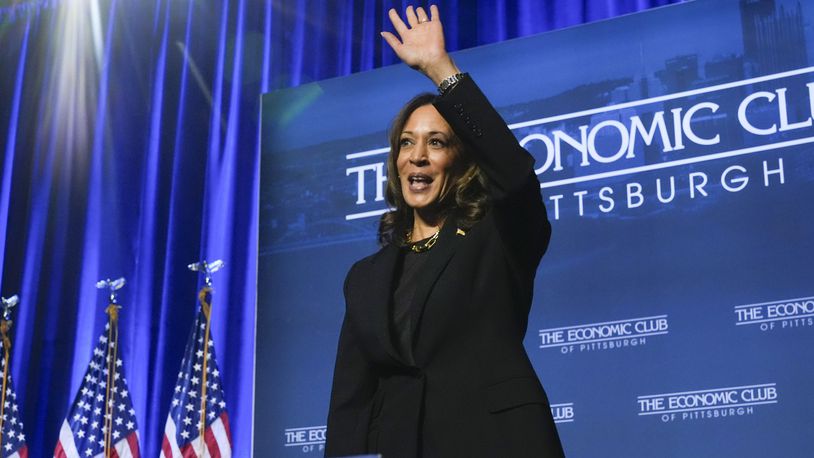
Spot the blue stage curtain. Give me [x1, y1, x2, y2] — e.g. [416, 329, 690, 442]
[0, 0, 679, 455]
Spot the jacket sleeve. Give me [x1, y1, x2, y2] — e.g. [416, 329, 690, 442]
[433, 76, 552, 268]
[325, 269, 378, 456]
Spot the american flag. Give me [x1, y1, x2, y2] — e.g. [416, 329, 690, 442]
[161, 301, 231, 457]
[0, 339, 27, 458]
[54, 322, 140, 458]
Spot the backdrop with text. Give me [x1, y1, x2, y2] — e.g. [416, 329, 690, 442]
[258, 1, 814, 456]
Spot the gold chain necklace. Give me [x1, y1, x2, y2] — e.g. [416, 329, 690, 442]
[406, 230, 440, 253]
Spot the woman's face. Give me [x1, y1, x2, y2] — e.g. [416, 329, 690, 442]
[396, 104, 458, 211]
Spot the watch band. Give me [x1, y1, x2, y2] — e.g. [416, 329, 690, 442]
[438, 72, 468, 96]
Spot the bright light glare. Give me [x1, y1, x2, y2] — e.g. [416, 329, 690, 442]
[47, 0, 106, 164]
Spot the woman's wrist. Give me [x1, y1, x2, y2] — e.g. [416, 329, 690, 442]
[423, 55, 461, 86]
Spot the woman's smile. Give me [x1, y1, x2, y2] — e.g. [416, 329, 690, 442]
[407, 172, 433, 192]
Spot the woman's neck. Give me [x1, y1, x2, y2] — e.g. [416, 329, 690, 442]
[412, 209, 444, 241]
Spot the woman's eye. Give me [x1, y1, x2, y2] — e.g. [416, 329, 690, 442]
[429, 138, 446, 147]
[399, 138, 412, 147]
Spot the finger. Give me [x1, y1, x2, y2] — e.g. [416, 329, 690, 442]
[430, 4, 439, 22]
[406, 5, 419, 28]
[388, 8, 409, 37]
[380, 31, 403, 54]
[416, 6, 429, 23]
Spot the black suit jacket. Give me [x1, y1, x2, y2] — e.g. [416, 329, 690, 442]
[326, 77, 564, 458]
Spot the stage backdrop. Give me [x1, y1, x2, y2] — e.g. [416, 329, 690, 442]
[0, 0, 678, 455]
[258, 1, 814, 456]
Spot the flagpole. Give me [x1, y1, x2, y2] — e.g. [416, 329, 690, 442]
[198, 285, 213, 457]
[96, 278, 125, 458]
[103, 302, 119, 458]
[188, 259, 223, 458]
[0, 295, 19, 454]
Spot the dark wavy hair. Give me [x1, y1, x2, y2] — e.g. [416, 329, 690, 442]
[378, 93, 490, 246]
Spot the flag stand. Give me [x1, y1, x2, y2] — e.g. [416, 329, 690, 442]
[188, 259, 224, 458]
[96, 278, 126, 458]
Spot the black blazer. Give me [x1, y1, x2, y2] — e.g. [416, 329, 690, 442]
[326, 77, 564, 458]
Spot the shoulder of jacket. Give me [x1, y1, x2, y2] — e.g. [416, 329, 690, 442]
[460, 209, 497, 238]
[351, 246, 386, 270]
[343, 246, 386, 290]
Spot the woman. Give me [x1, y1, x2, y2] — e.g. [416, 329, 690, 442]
[326, 5, 564, 458]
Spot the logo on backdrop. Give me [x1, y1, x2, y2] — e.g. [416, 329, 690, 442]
[637, 383, 778, 423]
[551, 403, 575, 424]
[734, 295, 814, 331]
[284, 425, 326, 453]
[539, 315, 668, 354]
[344, 68, 813, 221]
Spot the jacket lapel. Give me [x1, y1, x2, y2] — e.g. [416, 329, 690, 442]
[407, 220, 462, 349]
[355, 220, 463, 367]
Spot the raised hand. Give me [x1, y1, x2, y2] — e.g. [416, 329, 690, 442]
[381, 5, 460, 85]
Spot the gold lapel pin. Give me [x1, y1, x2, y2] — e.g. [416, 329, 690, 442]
[456, 228, 467, 237]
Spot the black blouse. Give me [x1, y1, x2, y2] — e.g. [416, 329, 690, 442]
[389, 240, 432, 361]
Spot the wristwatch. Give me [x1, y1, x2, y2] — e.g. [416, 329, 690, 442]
[438, 72, 468, 96]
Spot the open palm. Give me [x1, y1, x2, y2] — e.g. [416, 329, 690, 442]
[381, 5, 457, 84]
